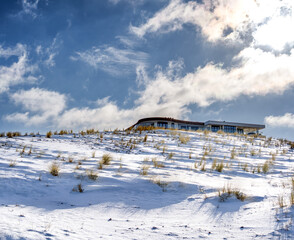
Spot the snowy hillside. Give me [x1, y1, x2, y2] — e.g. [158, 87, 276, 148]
[0, 129, 293, 239]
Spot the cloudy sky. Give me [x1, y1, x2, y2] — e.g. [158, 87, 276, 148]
[1, 0, 294, 139]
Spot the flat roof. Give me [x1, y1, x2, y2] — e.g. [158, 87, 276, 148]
[131, 117, 265, 130]
[205, 120, 265, 129]
[136, 117, 204, 126]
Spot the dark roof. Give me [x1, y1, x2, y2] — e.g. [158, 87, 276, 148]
[204, 120, 265, 129]
[135, 117, 205, 126]
[129, 117, 265, 130]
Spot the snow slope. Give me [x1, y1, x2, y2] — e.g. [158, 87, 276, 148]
[0, 129, 293, 239]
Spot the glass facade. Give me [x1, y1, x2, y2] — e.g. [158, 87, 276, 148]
[157, 122, 168, 128]
[140, 122, 154, 126]
[135, 119, 261, 135]
[224, 125, 236, 133]
[211, 126, 220, 132]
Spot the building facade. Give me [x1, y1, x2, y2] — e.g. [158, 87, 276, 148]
[131, 117, 265, 134]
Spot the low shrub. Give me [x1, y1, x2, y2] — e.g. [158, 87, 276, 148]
[59, 130, 68, 135]
[46, 131, 52, 138]
[6, 132, 12, 138]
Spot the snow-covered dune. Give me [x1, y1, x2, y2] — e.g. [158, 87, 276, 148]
[0, 129, 293, 239]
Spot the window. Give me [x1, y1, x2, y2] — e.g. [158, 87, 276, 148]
[158, 122, 168, 128]
[237, 128, 243, 134]
[224, 125, 236, 133]
[141, 122, 153, 126]
[191, 126, 199, 131]
[211, 126, 220, 132]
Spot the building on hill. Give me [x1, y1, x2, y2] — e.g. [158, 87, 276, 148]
[131, 117, 265, 134]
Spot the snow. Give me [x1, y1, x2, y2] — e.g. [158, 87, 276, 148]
[0, 129, 293, 239]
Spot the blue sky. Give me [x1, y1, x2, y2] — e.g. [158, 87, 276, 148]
[1, 0, 294, 140]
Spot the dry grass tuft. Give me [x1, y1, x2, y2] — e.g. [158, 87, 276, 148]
[218, 184, 247, 202]
[278, 195, 286, 208]
[211, 158, 217, 170]
[49, 162, 60, 176]
[72, 183, 84, 193]
[179, 134, 190, 144]
[86, 170, 98, 180]
[230, 148, 236, 159]
[152, 157, 164, 168]
[101, 153, 112, 165]
[290, 192, 294, 207]
[140, 165, 150, 175]
[46, 131, 52, 138]
[9, 160, 16, 167]
[151, 177, 168, 192]
[262, 161, 270, 173]
[215, 161, 224, 172]
[6, 132, 21, 138]
[167, 152, 174, 159]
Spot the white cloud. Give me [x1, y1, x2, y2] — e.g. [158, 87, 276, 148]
[20, 0, 40, 18]
[253, 13, 294, 51]
[71, 46, 148, 76]
[265, 113, 294, 128]
[116, 35, 139, 48]
[0, 44, 38, 94]
[60, 46, 294, 129]
[5, 88, 67, 126]
[130, 0, 258, 42]
[0, 44, 26, 57]
[6, 46, 294, 130]
[136, 47, 294, 108]
[36, 36, 61, 68]
[130, 0, 294, 49]
[108, 0, 144, 5]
